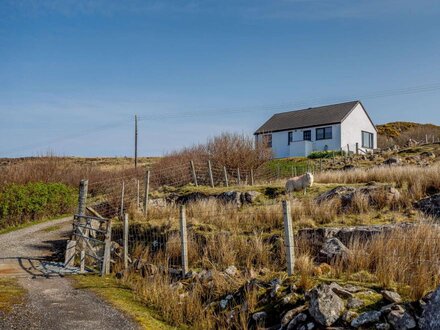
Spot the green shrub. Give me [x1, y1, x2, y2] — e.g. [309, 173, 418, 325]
[307, 150, 345, 159]
[0, 182, 76, 229]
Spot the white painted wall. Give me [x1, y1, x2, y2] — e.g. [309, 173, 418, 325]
[256, 123, 342, 158]
[255, 103, 376, 158]
[340, 103, 377, 153]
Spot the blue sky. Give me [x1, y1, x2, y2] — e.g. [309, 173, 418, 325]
[1, 0, 439, 157]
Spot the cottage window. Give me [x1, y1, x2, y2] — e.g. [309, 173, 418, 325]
[362, 131, 374, 149]
[288, 132, 293, 145]
[316, 127, 332, 140]
[262, 134, 272, 148]
[303, 130, 311, 141]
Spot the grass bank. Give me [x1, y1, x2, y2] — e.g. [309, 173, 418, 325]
[72, 275, 177, 330]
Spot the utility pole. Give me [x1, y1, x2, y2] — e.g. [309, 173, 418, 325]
[134, 115, 138, 169]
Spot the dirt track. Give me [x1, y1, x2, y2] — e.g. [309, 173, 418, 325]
[0, 218, 139, 330]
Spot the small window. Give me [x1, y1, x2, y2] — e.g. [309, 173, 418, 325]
[316, 127, 332, 140]
[288, 132, 293, 145]
[262, 134, 272, 148]
[362, 131, 374, 149]
[303, 130, 311, 141]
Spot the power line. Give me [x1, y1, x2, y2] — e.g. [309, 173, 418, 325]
[137, 82, 440, 121]
[2, 82, 440, 156]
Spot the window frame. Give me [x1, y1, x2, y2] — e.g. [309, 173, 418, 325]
[303, 130, 311, 141]
[288, 131, 293, 145]
[316, 127, 332, 140]
[362, 131, 374, 149]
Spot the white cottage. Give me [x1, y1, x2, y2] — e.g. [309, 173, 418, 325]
[254, 100, 377, 158]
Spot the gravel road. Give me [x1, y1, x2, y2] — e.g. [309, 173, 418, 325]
[0, 217, 139, 330]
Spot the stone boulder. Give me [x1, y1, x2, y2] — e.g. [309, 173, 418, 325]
[419, 286, 440, 329]
[176, 192, 212, 204]
[319, 238, 350, 263]
[217, 191, 242, 206]
[240, 191, 261, 204]
[383, 157, 400, 165]
[386, 309, 416, 329]
[350, 311, 382, 328]
[315, 185, 400, 209]
[308, 283, 345, 326]
[420, 151, 436, 159]
[414, 193, 440, 218]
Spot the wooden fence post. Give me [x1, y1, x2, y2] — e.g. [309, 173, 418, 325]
[208, 160, 214, 188]
[250, 168, 254, 186]
[223, 166, 229, 187]
[190, 161, 198, 186]
[136, 179, 140, 211]
[282, 200, 295, 276]
[277, 164, 281, 180]
[101, 219, 112, 276]
[347, 144, 350, 155]
[80, 250, 85, 273]
[319, 158, 322, 172]
[294, 167, 297, 177]
[180, 205, 188, 277]
[143, 170, 150, 216]
[356, 143, 359, 155]
[78, 179, 89, 216]
[123, 213, 129, 270]
[64, 240, 77, 267]
[237, 168, 241, 185]
[120, 181, 125, 219]
[426, 134, 429, 144]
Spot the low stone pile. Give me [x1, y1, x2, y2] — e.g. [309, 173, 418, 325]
[150, 190, 262, 207]
[161, 265, 440, 330]
[315, 184, 400, 209]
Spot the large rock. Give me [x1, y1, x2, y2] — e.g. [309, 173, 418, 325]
[240, 191, 261, 204]
[414, 193, 440, 218]
[282, 305, 308, 328]
[308, 284, 345, 326]
[386, 310, 416, 329]
[383, 157, 400, 165]
[420, 151, 435, 159]
[351, 311, 382, 328]
[319, 238, 350, 263]
[419, 286, 440, 329]
[315, 185, 400, 209]
[176, 192, 211, 204]
[381, 290, 402, 303]
[298, 223, 415, 256]
[217, 191, 242, 206]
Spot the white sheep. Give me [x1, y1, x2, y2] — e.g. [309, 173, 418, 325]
[285, 172, 314, 195]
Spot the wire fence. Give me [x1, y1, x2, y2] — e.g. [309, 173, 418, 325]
[65, 158, 440, 296]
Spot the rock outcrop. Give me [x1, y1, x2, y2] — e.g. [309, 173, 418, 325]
[414, 193, 440, 218]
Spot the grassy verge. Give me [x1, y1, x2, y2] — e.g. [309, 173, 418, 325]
[72, 275, 177, 330]
[0, 213, 70, 235]
[0, 278, 26, 314]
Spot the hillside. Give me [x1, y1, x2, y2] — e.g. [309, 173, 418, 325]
[377, 121, 440, 148]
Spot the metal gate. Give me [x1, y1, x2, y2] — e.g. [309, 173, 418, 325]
[64, 214, 112, 276]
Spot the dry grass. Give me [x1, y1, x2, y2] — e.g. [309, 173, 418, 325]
[333, 222, 440, 299]
[315, 164, 440, 200]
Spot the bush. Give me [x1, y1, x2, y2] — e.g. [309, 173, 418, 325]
[151, 133, 272, 186]
[0, 182, 76, 229]
[307, 150, 344, 159]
